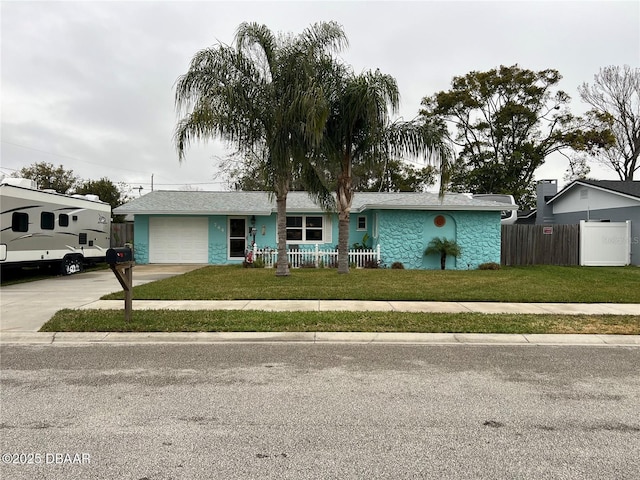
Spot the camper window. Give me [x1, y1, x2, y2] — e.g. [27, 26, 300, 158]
[41, 212, 55, 230]
[12, 212, 28, 232]
[59, 214, 69, 227]
[79, 233, 87, 245]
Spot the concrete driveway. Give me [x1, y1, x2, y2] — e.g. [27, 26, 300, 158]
[0, 264, 205, 332]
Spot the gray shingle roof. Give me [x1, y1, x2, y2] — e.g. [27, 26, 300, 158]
[113, 190, 517, 215]
[578, 180, 640, 199]
[549, 180, 640, 203]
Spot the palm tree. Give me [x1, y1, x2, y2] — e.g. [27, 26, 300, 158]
[425, 237, 462, 270]
[317, 69, 451, 274]
[174, 22, 347, 276]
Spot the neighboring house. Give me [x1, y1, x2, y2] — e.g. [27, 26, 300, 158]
[515, 210, 536, 225]
[113, 191, 516, 270]
[535, 179, 640, 265]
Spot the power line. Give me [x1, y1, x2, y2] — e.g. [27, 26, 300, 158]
[1, 140, 150, 175]
[133, 181, 225, 186]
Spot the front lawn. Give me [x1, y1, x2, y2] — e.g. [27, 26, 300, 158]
[101, 265, 640, 303]
[44, 265, 639, 334]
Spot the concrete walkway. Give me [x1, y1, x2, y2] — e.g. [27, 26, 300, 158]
[81, 299, 640, 315]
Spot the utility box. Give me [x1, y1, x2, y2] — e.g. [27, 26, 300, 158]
[106, 247, 132, 264]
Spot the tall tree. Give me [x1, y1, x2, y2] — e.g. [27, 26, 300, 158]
[15, 162, 79, 193]
[174, 22, 347, 276]
[563, 154, 592, 183]
[319, 69, 450, 273]
[353, 159, 436, 192]
[75, 177, 128, 221]
[420, 65, 612, 207]
[221, 151, 436, 193]
[578, 65, 640, 180]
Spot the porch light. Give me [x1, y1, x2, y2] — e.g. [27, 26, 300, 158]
[261, 225, 266, 236]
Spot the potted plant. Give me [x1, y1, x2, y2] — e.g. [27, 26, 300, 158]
[425, 237, 462, 270]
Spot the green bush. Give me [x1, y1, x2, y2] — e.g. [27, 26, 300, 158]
[478, 262, 501, 270]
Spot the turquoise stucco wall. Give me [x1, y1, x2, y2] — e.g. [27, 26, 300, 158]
[251, 215, 281, 251]
[133, 216, 149, 264]
[211, 215, 279, 264]
[349, 212, 371, 248]
[132, 210, 500, 269]
[454, 211, 501, 269]
[208, 217, 228, 264]
[376, 210, 501, 270]
[133, 215, 279, 265]
[422, 213, 457, 269]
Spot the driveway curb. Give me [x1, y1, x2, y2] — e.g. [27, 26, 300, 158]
[2, 331, 639, 346]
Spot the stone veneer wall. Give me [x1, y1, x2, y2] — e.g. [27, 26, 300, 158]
[377, 211, 427, 269]
[376, 210, 500, 270]
[454, 211, 501, 269]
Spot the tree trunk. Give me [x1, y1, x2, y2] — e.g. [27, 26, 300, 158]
[275, 191, 290, 277]
[440, 253, 446, 270]
[337, 212, 350, 274]
[336, 166, 353, 274]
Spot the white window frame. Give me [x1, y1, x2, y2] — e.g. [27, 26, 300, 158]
[228, 217, 247, 260]
[356, 215, 367, 231]
[286, 215, 327, 244]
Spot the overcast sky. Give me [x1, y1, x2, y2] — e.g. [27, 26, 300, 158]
[2, 1, 639, 197]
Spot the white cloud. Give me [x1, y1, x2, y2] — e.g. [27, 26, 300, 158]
[2, 1, 638, 190]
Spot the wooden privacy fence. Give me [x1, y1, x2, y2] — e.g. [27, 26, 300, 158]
[501, 224, 580, 266]
[110, 223, 134, 247]
[253, 244, 381, 268]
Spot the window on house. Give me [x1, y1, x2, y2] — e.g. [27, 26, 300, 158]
[41, 212, 55, 230]
[59, 214, 69, 227]
[357, 216, 367, 230]
[12, 212, 29, 232]
[228, 218, 246, 258]
[286, 215, 324, 242]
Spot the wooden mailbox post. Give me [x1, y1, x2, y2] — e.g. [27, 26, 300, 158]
[106, 247, 134, 321]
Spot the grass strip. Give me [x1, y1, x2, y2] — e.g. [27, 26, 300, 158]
[101, 265, 640, 303]
[41, 310, 640, 335]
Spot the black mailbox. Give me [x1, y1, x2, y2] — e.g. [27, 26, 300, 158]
[106, 247, 132, 264]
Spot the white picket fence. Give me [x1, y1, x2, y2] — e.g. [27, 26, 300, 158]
[251, 244, 381, 268]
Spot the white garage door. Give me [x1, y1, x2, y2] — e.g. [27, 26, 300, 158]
[149, 217, 208, 263]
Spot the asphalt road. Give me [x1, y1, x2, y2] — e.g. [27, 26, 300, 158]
[1, 343, 639, 479]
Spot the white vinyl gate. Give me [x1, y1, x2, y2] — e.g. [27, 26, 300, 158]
[579, 220, 631, 266]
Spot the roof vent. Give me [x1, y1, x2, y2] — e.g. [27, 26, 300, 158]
[1, 177, 38, 189]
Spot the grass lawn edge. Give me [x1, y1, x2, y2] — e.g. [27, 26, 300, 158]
[40, 309, 640, 335]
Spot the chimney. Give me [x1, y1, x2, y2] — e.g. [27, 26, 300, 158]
[536, 179, 557, 224]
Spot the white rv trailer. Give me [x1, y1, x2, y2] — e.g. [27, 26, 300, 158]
[471, 194, 518, 225]
[0, 178, 111, 274]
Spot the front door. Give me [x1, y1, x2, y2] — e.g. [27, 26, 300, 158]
[228, 218, 246, 259]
